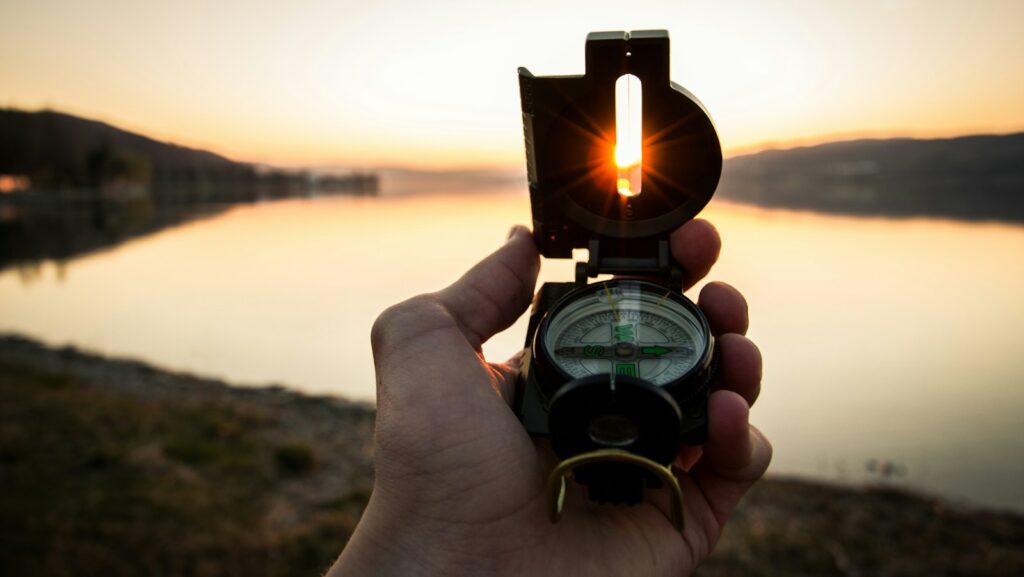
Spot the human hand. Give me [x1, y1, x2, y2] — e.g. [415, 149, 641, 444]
[329, 220, 770, 577]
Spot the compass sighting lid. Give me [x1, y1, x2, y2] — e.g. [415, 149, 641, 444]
[519, 30, 722, 260]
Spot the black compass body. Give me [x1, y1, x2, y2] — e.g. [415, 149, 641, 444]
[514, 30, 723, 507]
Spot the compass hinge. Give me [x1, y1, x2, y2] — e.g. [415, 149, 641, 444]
[575, 239, 683, 292]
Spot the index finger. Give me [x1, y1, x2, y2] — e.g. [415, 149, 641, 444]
[670, 219, 721, 290]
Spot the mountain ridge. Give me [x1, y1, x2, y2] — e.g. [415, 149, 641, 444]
[717, 131, 1024, 221]
[0, 108, 242, 181]
[3, 107, 1022, 221]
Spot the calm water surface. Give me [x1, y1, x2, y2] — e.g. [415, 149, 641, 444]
[2, 185, 1023, 512]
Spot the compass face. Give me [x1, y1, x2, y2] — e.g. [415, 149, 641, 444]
[540, 280, 708, 387]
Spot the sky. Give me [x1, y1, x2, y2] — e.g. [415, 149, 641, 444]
[2, 0, 1023, 169]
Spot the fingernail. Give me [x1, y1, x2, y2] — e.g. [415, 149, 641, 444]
[507, 226, 526, 241]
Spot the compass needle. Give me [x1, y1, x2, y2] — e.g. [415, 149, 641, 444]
[603, 284, 620, 322]
[656, 291, 671, 309]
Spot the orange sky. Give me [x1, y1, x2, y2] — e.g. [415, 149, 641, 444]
[2, 0, 1023, 169]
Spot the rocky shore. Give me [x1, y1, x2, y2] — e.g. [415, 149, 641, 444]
[1, 334, 1022, 576]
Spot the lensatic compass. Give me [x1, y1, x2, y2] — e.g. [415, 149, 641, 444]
[514, 30, 723, 530]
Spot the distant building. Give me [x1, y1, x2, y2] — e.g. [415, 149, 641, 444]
[0, 174, 31, 193]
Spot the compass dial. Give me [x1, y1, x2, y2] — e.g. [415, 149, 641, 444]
[540, 280, 709, 387]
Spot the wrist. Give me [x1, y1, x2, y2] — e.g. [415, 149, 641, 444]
[328, 491, 508, 577]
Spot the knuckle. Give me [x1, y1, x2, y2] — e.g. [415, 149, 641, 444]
[370, 294, 441, 353]
[756, 430, 774, 471]
[727, 333, 761, 361]
[706, 280, 743, 301]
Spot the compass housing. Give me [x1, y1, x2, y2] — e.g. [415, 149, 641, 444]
[514, 30, 722, 507]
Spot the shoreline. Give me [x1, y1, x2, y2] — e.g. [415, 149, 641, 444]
[1, 333, 1022, 575]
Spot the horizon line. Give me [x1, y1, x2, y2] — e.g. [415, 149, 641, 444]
[7, 105, 1023, 173]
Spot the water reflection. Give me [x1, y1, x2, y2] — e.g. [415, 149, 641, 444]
[0, 195, 230, 275]
[0, 175, 378, 274]
[0, 188, 1022, 512]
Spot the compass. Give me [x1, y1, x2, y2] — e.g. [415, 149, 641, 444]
[514, 30, 723, 529]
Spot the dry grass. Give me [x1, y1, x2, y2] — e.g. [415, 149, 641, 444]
[1, 338, 1022, 577]
[0, 360, 367, 577]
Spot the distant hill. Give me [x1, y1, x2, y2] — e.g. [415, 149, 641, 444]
[4, 108, 1022, 221]
[718, 133, 1024, 222]
[0, 109, 238, 170]
[0, 108, 251, 191]
[0, 109, 376, 203]
[0, 109, 377, 270]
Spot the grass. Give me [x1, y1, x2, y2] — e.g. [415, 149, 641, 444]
[0, 361, 365, 577]
[1, 343, 1023, 577]
[274, 443, 318, 476]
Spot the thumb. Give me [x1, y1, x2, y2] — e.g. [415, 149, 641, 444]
[436, 225, 540, 349]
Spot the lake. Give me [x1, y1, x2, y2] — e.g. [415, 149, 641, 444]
[2, 181, 1023, 513]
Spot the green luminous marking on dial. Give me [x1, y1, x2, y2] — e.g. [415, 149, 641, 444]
[614, 324, 635, 343]
[641, 346, 669, 357]
[615, 363, 637, 377]
[583, 345, 605, 358]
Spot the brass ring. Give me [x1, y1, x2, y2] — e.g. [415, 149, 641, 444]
[545, 448, 684, 532]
